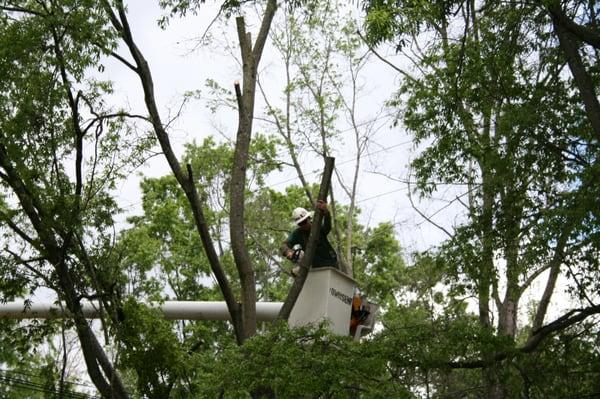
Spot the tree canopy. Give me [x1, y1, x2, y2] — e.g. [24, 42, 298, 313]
[0, 0, 599, 397]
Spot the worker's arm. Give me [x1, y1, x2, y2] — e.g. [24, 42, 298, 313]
[317, 200, 332, 235]
[322, 212, 332, 235]
[282, 231, 298, 259]
[281, 242, 294, 259]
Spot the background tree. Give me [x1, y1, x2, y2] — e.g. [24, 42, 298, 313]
[261, 0, 391, 276]
[363, 0, 600, 397]
[0, 1, 156, 396]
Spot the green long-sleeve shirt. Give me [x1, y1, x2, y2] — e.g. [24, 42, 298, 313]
[284, 213, 338, 267]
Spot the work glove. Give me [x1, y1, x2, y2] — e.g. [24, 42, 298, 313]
[290, 248, 304, 263]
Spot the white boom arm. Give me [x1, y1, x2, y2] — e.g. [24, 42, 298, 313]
[0, 301, 283, 321]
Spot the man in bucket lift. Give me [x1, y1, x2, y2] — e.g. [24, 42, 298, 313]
[282, 201, 377, 338]
[282, 200, 339, 276]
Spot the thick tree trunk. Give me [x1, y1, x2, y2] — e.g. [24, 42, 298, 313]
[498, 298, 519, 338]
[484, 364, 505, 399]
[550, 8, 600, 140]
[231, 0, 277, 341]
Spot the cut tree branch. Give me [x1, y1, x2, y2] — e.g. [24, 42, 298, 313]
[277, 157, 335, 321]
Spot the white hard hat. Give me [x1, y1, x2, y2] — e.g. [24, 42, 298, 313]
[292, 207, 312, 225]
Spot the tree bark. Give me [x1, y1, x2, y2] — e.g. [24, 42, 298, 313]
[550, 7, 600, 140]
[230, 0, 277, 341]
[101, 0, 244, 343]
[277, 157, 335, 321]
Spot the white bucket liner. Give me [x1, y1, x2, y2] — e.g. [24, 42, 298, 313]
[288, 267, 356, 335]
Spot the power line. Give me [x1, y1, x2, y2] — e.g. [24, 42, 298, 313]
[0, 372, 99, 399]
[356, 187, 408, 204]
[0, 368, 97, 390]
[117, 138, 415, 212]
[269, 139, 413, 188]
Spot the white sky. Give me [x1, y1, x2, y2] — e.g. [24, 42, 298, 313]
[103, 3, 574, 324]
[23, 0, 573, 320]
[101, 0, 458, 255]
[17, 5, 577, 386]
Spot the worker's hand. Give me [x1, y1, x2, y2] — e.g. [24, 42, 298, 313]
[291, 248, 304, 263]
[316, 200, 329, 214]
[285, 249, 294, 260]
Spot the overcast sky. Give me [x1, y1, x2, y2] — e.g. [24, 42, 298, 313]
[99, 1, 573, 318]
[97, 1, 472, 257]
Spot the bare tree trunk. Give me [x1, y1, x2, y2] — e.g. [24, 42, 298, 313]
[231, 0, 277, 341]
[232, 24, 258, 341]
[477, 146, 493, 327]
[498, 178, 522, 339]
[477, 113, 503, 399]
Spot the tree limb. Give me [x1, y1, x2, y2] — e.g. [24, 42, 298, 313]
[101, 0, 243, 343]
[444, 305, 600, 369]
[277, 157, 335, 321]
[407, 181, 454, 238]
[550, 8, 600, 140]
[547, 2, 600, 50]
[356, 29, 416, 83]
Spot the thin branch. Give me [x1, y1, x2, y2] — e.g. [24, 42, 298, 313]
[6, 249, 52, 285]
[256, 62, 313, 203]
[187, 5, 224, 52]
[0, 210, 37, 247]
[0, 5, 44, 16]
[247, 231, 291, 277]
[356, 29, 416, 82]
[407, 181, 454, 238]
[108, 50, 138, 72]
[565, 262, 596, 307]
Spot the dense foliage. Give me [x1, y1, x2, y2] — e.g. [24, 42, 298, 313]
[0, 0, 598, 397]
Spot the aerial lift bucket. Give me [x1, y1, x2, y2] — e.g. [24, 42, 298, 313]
[288, 267, 378, 339]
